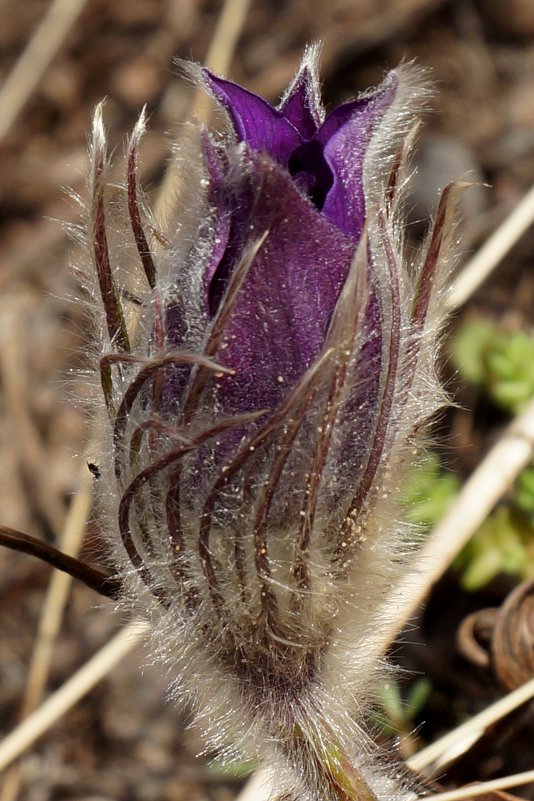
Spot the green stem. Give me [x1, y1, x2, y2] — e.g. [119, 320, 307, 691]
[294, 722, 380, 801]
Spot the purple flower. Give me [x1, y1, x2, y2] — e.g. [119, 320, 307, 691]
[202, 64, 396, 238]
[87, 47, 458, 801]
[190, 61, 397, 419]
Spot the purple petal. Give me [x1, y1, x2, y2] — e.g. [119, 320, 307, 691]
[200, 136, 260, 317]
[212, 152, 355, 416]
[202, 70, 302, 166]
[319, 74, 398, 238]
[279, 66, 321, 139]
[198, 134, 235, 312]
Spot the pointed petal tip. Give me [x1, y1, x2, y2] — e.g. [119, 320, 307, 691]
[201, 70, 304, 166]
[279, 44, 324, 132]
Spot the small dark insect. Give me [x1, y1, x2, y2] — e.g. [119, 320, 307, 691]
[87, 461, 101, 479]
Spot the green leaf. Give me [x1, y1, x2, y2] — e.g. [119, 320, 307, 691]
[377, 680, 404, 722]
[515, 467, 534, 516]
[457, 506, 534, 590]
[401, 453, 459, 529]
[375, 677, 432, 734]
[207, 758, 256, 778]
[450, 317, 495, 385]
[452, 318, 534, 414]
[406, 678, 432, 718]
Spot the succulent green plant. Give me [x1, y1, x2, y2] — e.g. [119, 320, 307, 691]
[447, 316, 534, 589]
[451, 317, 534, 415]
[455, 506, 534, 591]
[400, 451, 534, 592]
[514, 465, 534, 518]
[401, 452, 459, 529]
[376, 677, 432, 739]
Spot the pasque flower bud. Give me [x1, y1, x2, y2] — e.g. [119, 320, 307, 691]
[84, 45, 458, 801]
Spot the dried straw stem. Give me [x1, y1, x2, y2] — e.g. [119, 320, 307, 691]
[0, 0, 89, 143]
[422, 768, 534, 801]
[408, 677, 534, 774]
[154, 0, 252, 222]
[0, 622, 148, 774]
[19, 451, 96, 718]
[382, 395, 534, 649]
[446, 183, 534, 311]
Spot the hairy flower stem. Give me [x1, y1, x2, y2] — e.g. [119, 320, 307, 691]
[314, 751, 378, 801]
[286, 723, 380, 801]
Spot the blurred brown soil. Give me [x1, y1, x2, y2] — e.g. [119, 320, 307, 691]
[1, 1, 534, 799]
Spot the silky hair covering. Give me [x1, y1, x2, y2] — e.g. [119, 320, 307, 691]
[78, 45, 459, 801]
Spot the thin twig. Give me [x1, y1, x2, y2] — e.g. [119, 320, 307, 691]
[0, 0, 90, 143]
[446, 184, 534, 311]
[408, 677, 534, 774]
[20, 453, 96, 717]
[0, 458, 95, 801]
[422, 768, 534, 801]
[0, 525, 119, 599]
[0, 621, 148, 774]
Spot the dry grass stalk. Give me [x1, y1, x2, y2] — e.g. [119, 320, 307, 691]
[0, 0, 89, 143]
[422, 768, 534, 801]
[381, 395, 534, 652]
[408, 677, 534, 773]
[0, 307, 66, 535]
[0, 448, 96, 801]
[0, 622, 148, 773]
[154, 0, 252, 223]
[446, 184, 534, 311]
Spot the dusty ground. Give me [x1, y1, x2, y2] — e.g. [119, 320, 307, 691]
[1, 1, 534, 799]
